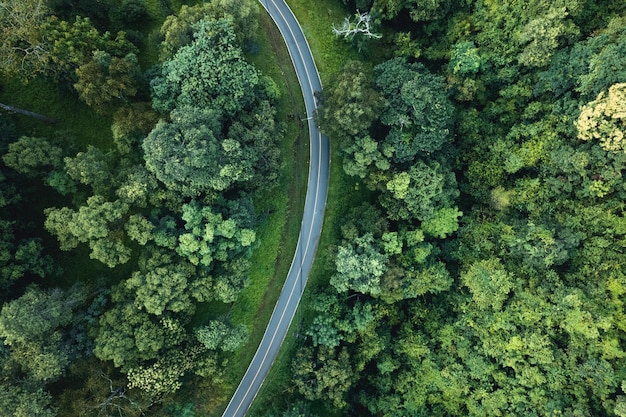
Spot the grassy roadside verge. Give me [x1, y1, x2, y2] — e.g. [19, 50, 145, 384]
[246, 130, 362, 417]
[283, 0, 358, 82]
[245, 1, 368, 416]
[201, 8, 308, 417]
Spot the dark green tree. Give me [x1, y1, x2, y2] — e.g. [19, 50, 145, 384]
[74, 51, 140, 114]
[151, 18, 260, 115]
[143, 106, 253, 196]
[374, 58, 455, 162]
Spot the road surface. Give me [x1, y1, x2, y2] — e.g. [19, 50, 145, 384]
[221, 1, 330, 416]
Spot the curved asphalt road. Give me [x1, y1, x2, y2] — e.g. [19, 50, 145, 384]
[221, 1, 330, 416]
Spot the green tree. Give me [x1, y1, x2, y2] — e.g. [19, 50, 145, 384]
[314, 61, 388, 179]
[460, 258, 513, 311]
[42, 15, 137, 83]
[0, 285, 85, 381]
[2, 136, 63, 177]
[177, 199, 256, 268]
[292, 345, 356, 409]
[576, 83, 626, 153]
[151, 18, 260, 115]
[125, 214, 154, 245]
[42, 206, 80, 251]
[74, 51, 140, 114]
[374, 58, 455, 161]
[94, 294, 187, 369]
[342, 135, 390, 179]
[575, 16, 626, 99]
[211, 257, 251, 303]
[226, 99, 282, 190]
[44, 196, 131, 267]
[195, 320, 248, 352]
[0, 385, 56, 417]
[448, 41, 482, 76]
[159, 0, 259, 60]
[63, 145, 114, 196]
[331, 233, 388, 297]
[124, 248, 195, 316]
[509, 221, 569, 270]
[0, 171, 56, 290]
[115, 165, 159, 208]
[517, 6, 579, 67]
[379, 160, 458, 221]
[421, 206, 463, 239]
[143, 106, 253, 196]
[198, 0, 259, 44]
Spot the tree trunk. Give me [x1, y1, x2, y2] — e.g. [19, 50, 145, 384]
[0, 102, 56, 124]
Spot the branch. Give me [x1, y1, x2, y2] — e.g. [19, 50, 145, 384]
[0, 102, 56, 123]
[332, 10, 382, 40]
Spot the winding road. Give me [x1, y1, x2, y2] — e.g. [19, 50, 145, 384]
[221, 1, 330, 416]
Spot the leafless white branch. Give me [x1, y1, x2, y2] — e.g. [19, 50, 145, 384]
[332, 10, 382, 40]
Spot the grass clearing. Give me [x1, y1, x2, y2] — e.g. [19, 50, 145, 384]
[0, 78, 113, 151]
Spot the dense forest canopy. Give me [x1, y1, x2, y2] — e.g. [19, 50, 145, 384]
[2, 0, 626, 416]
[268, 0, 626, 416]
[0, 0, 285, 415]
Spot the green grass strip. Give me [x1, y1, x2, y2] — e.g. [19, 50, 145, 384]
[284, 0, 359, 82]
[198, 8, 308, 417]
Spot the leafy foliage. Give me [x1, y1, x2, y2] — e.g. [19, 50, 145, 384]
[2, 136, 63, 177]
[291, 2, 626, 417]
[0, 0, 283, 413]
[151, 18, 260, 115]
[195, 320, 248, 352]
[45, 196, 131, 267]
[0, 285, 86, 381]
[374, 58, 455, 161]
[74, 51, 140, 114]
[158, 0, 259, 60]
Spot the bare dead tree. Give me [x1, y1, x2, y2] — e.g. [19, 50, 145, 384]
[0, 0, 51, 78]
[93, 371, 148, 417]
[332, 10, 382, 40]
[0, 102, 56, 123]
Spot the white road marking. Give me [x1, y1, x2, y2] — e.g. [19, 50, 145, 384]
[224, 1, 328, 416]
